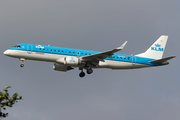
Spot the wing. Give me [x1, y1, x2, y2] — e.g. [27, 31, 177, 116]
[81, 41, 128, 66]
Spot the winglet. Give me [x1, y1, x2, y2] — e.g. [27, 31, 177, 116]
[116, 41, 128, 50]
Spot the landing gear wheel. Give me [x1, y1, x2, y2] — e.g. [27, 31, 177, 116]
[87, 68, 93, 74]
[20, 64, 24, 67]
[79, 72, 85, 78]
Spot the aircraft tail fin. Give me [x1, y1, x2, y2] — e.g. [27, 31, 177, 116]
[136, 35, 168, 59]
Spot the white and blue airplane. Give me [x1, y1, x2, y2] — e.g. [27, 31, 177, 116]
[4, 35, 175, 77]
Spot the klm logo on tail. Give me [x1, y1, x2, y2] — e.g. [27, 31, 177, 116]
[151, 43, 164, 52]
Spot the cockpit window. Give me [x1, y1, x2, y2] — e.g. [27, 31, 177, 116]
[12, 45, 21, 48]
[17, 45, 21, 48]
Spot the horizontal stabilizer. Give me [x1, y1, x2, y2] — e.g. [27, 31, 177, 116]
[149, 56, 176, 64]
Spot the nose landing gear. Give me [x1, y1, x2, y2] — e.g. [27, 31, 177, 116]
[19, 58, 25, 68]
[20, 64, 24, 67]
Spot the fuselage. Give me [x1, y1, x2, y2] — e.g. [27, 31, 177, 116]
[4, 43, 164, 69]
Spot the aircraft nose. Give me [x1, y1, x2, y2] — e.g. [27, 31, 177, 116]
[3, 50, 11, 56]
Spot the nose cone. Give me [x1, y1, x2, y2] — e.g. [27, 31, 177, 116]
[4, 50, 11, 56]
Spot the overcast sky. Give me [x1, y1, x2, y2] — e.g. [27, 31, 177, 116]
[0, 0, 179, 120]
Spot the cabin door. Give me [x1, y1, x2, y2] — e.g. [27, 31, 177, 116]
[27, 44, 33, 54]
[132, 55, 136, 65]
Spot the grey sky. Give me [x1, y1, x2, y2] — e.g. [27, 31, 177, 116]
[0, 0, 179, 120]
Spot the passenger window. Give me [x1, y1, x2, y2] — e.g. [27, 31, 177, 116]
[117, 57, 119, 59]
[54, 50, 56, 52]
[58, 50, 60, 52]
[85, 53, 87, 55]
[66, 51, 67, 53]
[47, 49, 49, 51]
[51, 49, 52, 51]
[62, 51, 64, 52]
[43, 49, 45, 50]
[69, 51, 71, 53]
[128, 57, 130, 60]
[73, 52, 75, 54]
[40, 48, 41, 50]
[81, 53, 83, 55]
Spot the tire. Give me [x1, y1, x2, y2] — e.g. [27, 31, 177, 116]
[79, 72, 85, 77]
[87, 69, 93, 74]
[20, 64, 24, 67]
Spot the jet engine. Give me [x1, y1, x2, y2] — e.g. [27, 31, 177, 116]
[53, 63, 74, 72]
[56, 56, 82, 66]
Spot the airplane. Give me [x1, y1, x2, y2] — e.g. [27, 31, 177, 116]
[4, 35, 175, 77]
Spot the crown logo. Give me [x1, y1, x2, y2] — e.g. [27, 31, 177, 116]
[70, 59, 75, 62]
[36, 45, 44, 48]
[155, 43, 161, 47]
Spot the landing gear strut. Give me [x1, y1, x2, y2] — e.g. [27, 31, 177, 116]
[19, 58, 25, 68]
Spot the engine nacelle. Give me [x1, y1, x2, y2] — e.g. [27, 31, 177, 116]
[53, 63, 74, 72]
[56, 56, 82, 66]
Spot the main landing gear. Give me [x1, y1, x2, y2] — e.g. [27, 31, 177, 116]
[79, 71, 85, 77]
[19, 58, 25, 68]
[79, 68, 93, 78]
[87, 68, 93, 74]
